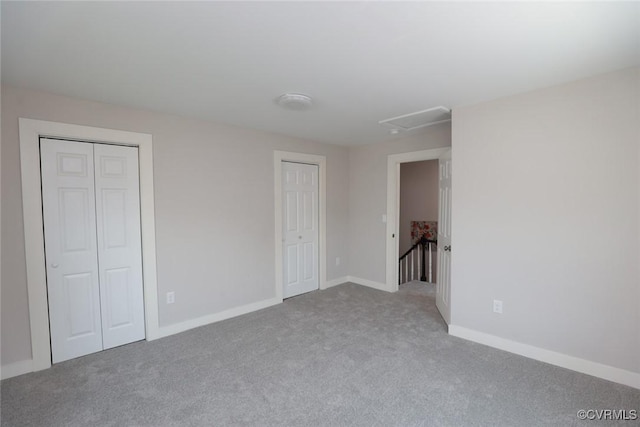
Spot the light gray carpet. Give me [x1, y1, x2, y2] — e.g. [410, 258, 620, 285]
[1, 282, 639, 426]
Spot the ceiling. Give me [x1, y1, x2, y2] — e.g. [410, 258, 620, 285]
[2, 2, 639, 146]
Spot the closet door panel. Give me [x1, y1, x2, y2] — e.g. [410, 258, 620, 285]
[40, 139, 103, 363]
[94, 144, 146, 349]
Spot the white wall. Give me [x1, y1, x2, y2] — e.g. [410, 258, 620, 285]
[348, 127, 451, 285]
[451, 68, 640, 375]
[399, 160, 439, 254]
[0, 85, 350, 367]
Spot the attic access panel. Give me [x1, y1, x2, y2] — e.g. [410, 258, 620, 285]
[379, 106, 451, 131]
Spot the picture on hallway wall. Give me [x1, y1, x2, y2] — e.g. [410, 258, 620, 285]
[411, 221, 437, 243]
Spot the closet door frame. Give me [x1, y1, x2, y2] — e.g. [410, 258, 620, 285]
[19, 118, 160, 373]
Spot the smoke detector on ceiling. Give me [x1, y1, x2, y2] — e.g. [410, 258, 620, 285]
[275, 93, 314, 111]
[379, 106, 451, 133]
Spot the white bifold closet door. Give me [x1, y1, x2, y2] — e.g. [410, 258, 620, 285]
[41, 138, 145, 363]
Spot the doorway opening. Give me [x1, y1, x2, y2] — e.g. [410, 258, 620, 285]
[385, 147, 452, 325]
[398, 160, 439, 286]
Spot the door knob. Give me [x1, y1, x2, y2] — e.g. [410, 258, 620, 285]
[51, 263, 59, 268]
[443, 246, 451, 252]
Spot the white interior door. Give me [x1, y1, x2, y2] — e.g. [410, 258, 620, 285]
[41, 139, 103, 363]
[94, 144, 145, 349]
[436, 149, 452, 325]
[282, 162, 319, 298]
[41, 139, 145, 363]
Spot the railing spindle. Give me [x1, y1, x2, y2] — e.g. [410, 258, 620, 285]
[405, 255, 408, 283]
[428, 242, 433, 283]
[410, 250, 414, 281]
[418, 244, 422, 281]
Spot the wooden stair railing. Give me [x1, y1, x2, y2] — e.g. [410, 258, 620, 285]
[399, 236, 437, 284]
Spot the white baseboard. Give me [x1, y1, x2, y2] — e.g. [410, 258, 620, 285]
[449, 325, 640, 390]
[323, 276, 349, 289]
[347, 276, 391, 292]
[156, 297, 281, 339]
[1, 359, 34, 380]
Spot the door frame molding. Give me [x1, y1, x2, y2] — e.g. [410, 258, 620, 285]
[273, 151, 326, 302]
[385, 148, 450, 292]
[19, 118, 160, 372]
